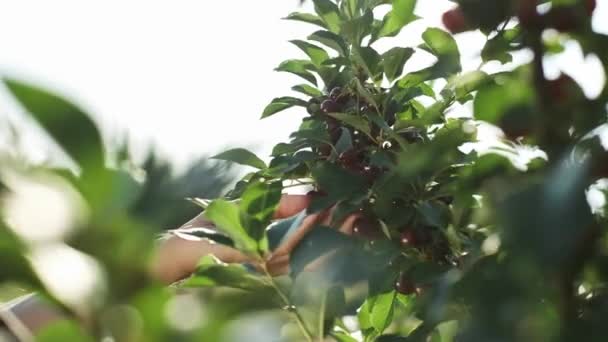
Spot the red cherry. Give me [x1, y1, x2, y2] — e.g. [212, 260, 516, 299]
[338, 150, 363, 171]
[329, 87, 342, 100]
[360, 166, 381, 184]
[353, 217, 383, 240]
[400, 227, 432, 247]
[394, 273, 416, 295]
[442, 7, 470, 34]
[320, 99, 341, 113]
[400, 229, 417, 246]
[316, 144, 332, 157]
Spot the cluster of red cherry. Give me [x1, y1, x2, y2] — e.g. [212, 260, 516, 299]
[442, 0, 596, 34]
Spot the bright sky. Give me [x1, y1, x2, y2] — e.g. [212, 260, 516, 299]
[0, 0, 606, 168]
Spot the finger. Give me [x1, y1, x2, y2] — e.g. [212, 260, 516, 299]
[151, 235, 252, 284]
[320, 205, 338, 226]
[265, 254, 290, 277]
[338, 214, 361, 236]
[274, 194, 311, 219]
[270, 211, 323, 258]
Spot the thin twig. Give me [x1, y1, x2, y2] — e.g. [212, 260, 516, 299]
[261, 264, 314, 342]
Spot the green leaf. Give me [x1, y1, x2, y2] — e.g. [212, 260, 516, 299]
[334, 128, 354, 155]
[498, 158, 595, 269]
[212, 148, 267, 169]
[353, 46, 383, 81]
[421, 27, 461, 71]
[364, 0, 391, 10]
[342, 0, 360, 17]
[327, 113, 372, 138]
[290, 40, 330, 67]
[448, 71, 491, 100]
[370, 291, 397, 333]
[311, 162, 368, 200]
[309, 30, 349, 56]
[473, 73, 534, 125]
[417, 201, 450, 229]
[332, 331, 359, 342]
[382, 47, 415, 82]
[0, 225, 41, 286]
[376, 0, 418, 39]
[396, 28, 461, 89]
[204, 200, 258, 253]
[482, 33, 515, 64]
[240, 181, 282, 223]
[289, 228, 372, 286]
[262, 96, 308, 118]
[183, 255, 270, 291]
[397, 68, 434, 88]
[292, 84, 324, 97]
[284, 12, 328, 29]
[291, 118, 332, 144]
[4, 78, 104, 173]
[354, 79, 379, 108]
[313, 0, 342, 34]
[36, 320, 95, 342]
[341, 10, 374, 44]
[271, 141, 309, 156]
[275, 59, 318, 85]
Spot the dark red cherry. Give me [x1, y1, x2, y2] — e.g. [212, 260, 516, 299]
[442, 7, 470, 34]
[353, 216, 383, 240]
[329, 87, 342, 100]
[395, 273, 416, 295]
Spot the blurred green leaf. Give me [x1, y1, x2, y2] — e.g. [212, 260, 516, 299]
[289, 226, 359, 279]
[212, 148, 267, 169]
[447, 71, 491, 101]
[420, 28, 461, 71]
[36, 319, 95, 342]
[473, 70, 534, 127]
[183, 256, 270, 291]
[4, 79, 104, 173]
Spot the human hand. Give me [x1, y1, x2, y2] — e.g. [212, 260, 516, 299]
[151, 194, 360, 284]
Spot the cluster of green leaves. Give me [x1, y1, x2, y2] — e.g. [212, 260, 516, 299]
[2, 0, 608, 341]
[0, 80, 240, 340]
[198, 0, 608, 341]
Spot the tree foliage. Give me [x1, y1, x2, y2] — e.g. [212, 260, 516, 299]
[2, 0, 608, 341]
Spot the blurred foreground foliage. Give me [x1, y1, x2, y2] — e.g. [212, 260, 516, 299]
[3, 0, 608, 341]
